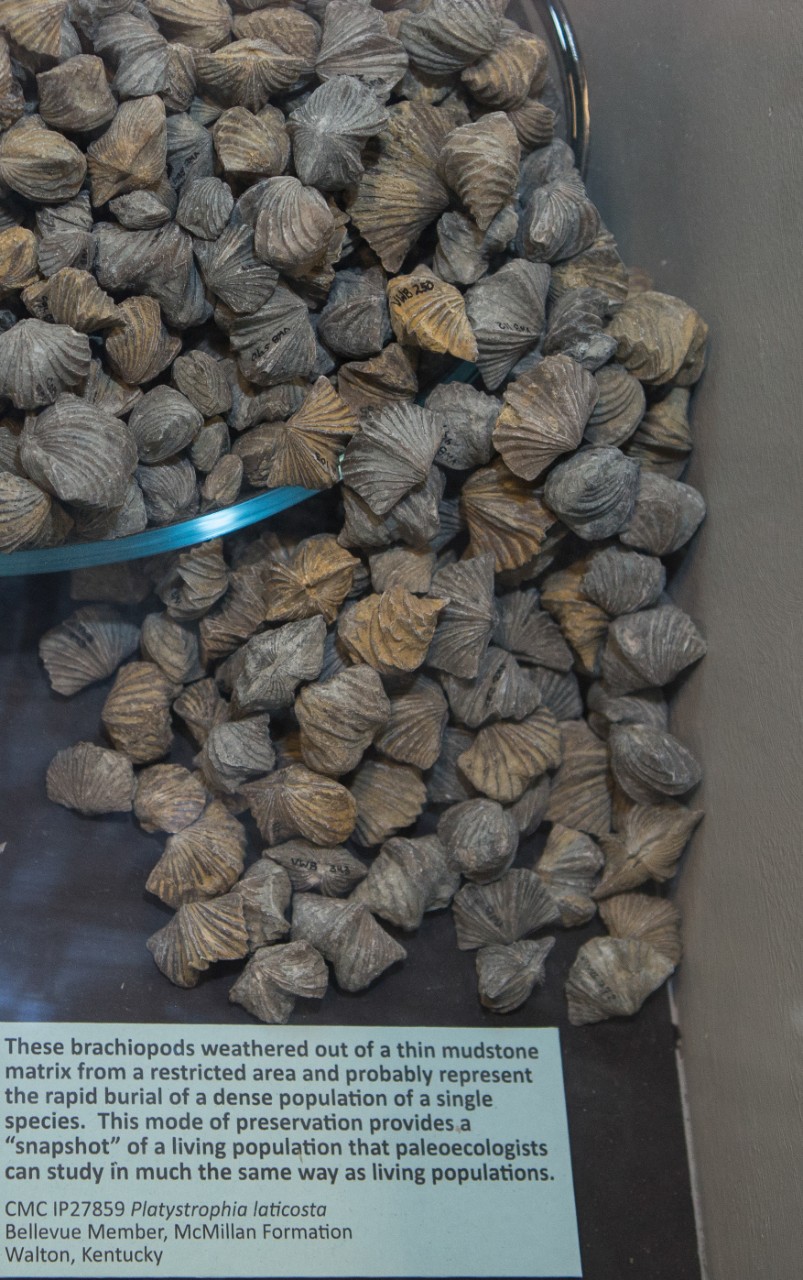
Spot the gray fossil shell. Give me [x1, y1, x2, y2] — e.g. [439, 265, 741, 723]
[544, 446, 639, 541]
[0, 321, 91, 410]
[21, 395, 137, 510]
[253, 175, 335, 274]
[337, 342, 418, 416]
[585, 364, 646, 447]
[148, 896, 249, 989]
[462, 24, 547, 109]
[289, 74, 389, 191]
[195, 39, 305, 112]
[440, 112, 520, 231]
[369, 546, 435, 596]
[174, 352, 233, 420]
[137, 458, 198, 527]
[427, 725, 476, 806]
[213, 105, 290, 179]
[157, 540, 230, 623]
[229, 940, 328, 1023]
[465, 259, 550, 390]
[351, 833, 457, 930]
[318, 265, 391, 359]
[518, 171, 600, 264]
[195, 224, 279, 316]
[231, 858, 292, 950]
[400, 0, 505, 77]
[581, 546, 665, 617]
[227, 616, 326, 715]
[424, 382, 498, 471]
[134, 764, 207, 835]
[226, 285, 316, 386]
[493, 354, 598, 481]
[292, 895, 406, 992]
[443, 645, 540, 729]
[427, 553, 496, 679]
[198, 714, 275, 795]
[39, 605, 140, 697]
[35, 194, 93, 278]
[565, 936, 674, 1026]
[87, 95, 167, 206]
[453, 867, 559, 950]
[0, 472, 52, 551]
[509, 774, 551, 837]
[586, 682, 669, 741]
[607, 290, 708, 387]
[264, 841, 367, 898]
[316, 1, 407, 97]
[46, 741, 135, 816]
[601, 604, 707, 693]
[297, 664, 390, 776]
[176, 177, 234, 241]
[609, 723, 702, 805]
[476, 937, 554, 1014]
[438, 798, 519, 884]
[621, 470, 706, 556]
[528, 666, 584, 723]
[623, 387, 693, 479]
[0, 115, 87, 204]
[599, 893, 682, 967]
[550, 228, 629, 313]
[373, 673, 448, 769]
[534, 824, 603, 927]
[492, 589, 573, 673]
[434, 205, 518, 288]
[37, 54, 116, 132]
[244, 763, 357, 847]
[105, 296, 181, 387]
[341, 402, 442, 517]
[129, 386, 203, 465]
[544, 286, 617, 370]
[109, 185, 176, 231]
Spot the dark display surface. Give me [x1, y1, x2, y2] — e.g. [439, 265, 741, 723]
[0, 573, 701, 1280]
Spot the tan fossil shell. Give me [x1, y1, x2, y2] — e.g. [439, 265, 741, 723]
[426, 553, 496, 679]
[386, 266, 476, 361]
[601, 604, 707, 694]
[264, 841, 367, 898]
[233, 9, 321, 75]
[338, 586, 445, 676]
[227, 616, 326, 715]
[518, 171, 600, 264]
[566, 937, 674, 1025]
[545, 720, 612, 837]
[341, 402, 442, 516]
[453, 867, 559, 950]
[21, 395, 137, 509]
[458, 706, 562, 804]
[297, 665, 390, 776]
[599, 893, 682, 966]
[585, 365, 646, 447]
[134, 765, 207, 835]
[173, 678, 230, 748]
[493, 355, 598, 481]
[105, 296, 181, 386]
[370, 546, 435, 595]
[201, 454, 243, 513]
[292, 896, 406, 992]
[438, 798, 519, 884]
[46, 741, 135, 816]
[288, 74, 388, 192]
[37, 54, 116, 132]
[0, 0, 69, 62]
[316, 1, 407, 96]
[443, 646, 540, 729]
[263, 534, 357, 625]
[623, 387, 692, 478]
[543, 446, 639, 541]
[147, 0, 231, 50]
[462, 23, 546, 107]
[540, 562, 609, 677]
[492, 589, 572, 673]
[0, 226, 37, 291]
[463, 260, 549, 390]
[351, 833, 458, 930]
[39, 606, 139, 697]
[198, 715, 275, 795]
[148, 896, 249, 990]
[43, 268, 119, 334]
[581, 546, 665, 617]
[534, 824, 603, 927]
[607, 290, 708, 387]
[86, 96, 166, 207]
[373, 674, 448, 769]
[196, 39, 304, 112]
[101, 661, 178, 764]
[231, 859, 292, 950]
[0, 320, 91, 410]
[350, 759, 427, 848]
[242, 377, 357, 491]
[0, 115, 86, 203]
[621, 470, 706, 557]
[400, 0, 505, 77]
[213, 106, 290, 179]
[338, 343, 418, 415]
[157, 541, 230, 623]
[440, 112, 519, 231]
[461, 459, 555, 573]
[243, 764, 357, 846]
[229, 940, 328, 1023]
[595, 800, 703, 898]
[146, 801, 247, 909]
[609, 724, 702, 805]
[476, 937, 554, 1014]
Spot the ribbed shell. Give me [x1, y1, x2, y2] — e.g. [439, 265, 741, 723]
[0, 226, 37, 290]
[87, 96, 166, 207]
[387, 266, 477, 361]
[586, 683, 669, 741]
[602, 604, 707, 693]
[440, 112, 519, 231]
[39, 605, 140, 697]
[609, 724, 702, 805]
[595, 800, 703, 898]
[157, 540, 230, 623]
[350, 759, 427, 847]
[146, 802, 247, 909]
[458, 707, 562, 804]
[230, 859, 292, 950]
[0, 116, 86, 203]
[196, 39, 304, 112]
[461, 459, 555, 572]
[567, 937, 674, 1026]
[173, 678, 230, 748]
[518, 172, 600, 263]
[289, 75, 388, 191]
[425, 382, 498, 471]
[607, 290, 708, 386]
[318, 266, 391, 360]
[176, 177, 234, 241]
[254, 176, 335, 274]
[297, 664, 390, 776]
[195, 225, 278, 315]
[37, 54, 116, 132]
[265, 841, 368, 898]
[493, 354, 598, 481]
[550, 228, 629, 313]
[464, 260, 549, 390]
[212, 106, 290, 178]
[229, 941, 328, 1023]
[137, 457, 197, 527]
[621, 471, 706, 556]
[101, 661, 178, 764]
[341, 402, 442, 516]
[243, 764, 357, 846]
[146, 0, 231, 50]
[373, 674, 448, 769]
[453, 867, 559, 950]
[264, 534, 357, 625]
[510, 774, 551, 835]
[540, 560, 609, 677]
[292, 895, 406, 992]
[599, 894, 682, 967]
[338, 586, 445, 676]
[148, 897, 248, 990]
[238, 376, 357, 490]
[582, 546, 665, 616]
[585, 365, 646, 447]
[439, 798, 519, 884]
[43, 268, 118, 334]
[20, 395, 136, 510]
[544, 446, 639, 541]
[545, 720, 612, 837]
[529, 667, 582, 723]
[134, 764, 207, 835]
[463, 23, 546, 106]
[426, 553, 496, 679]
[0, 0, 68, 61]
[434, 204, 517, 288]
[400, 0, 505, 77]
[198, 715, 275, 795]
[623, 387, 693, 478]
[233, 9, 320, 74]
[316, 1, 407, 97]
[428, 725, 476, 806]
[105, 296, 181, 386]
[492, 589, 572, 673]
[350, 834, 457, 930]
[337, 343, 418, 416]
[227, 285, 315, 386]
[0, 321, 90, 411]
[227, 617, 326, 716]
[476, 937, 554, 1014]
[46, 742, 135, 816]
[534, 824, 603, 927]
[36, 194, 93, 278]
[128, 386, 203, 466]
[443, 645, 540, 729]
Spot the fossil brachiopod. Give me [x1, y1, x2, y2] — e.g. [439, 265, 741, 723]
[198, 715, 276, 796]
[350, 759, 427, 848]
[229, 941, 328, 1024]
[264, 841, 367, 899]
[46, 742, 135, 816]
[134, 765, 207, 836]
[350, 834, 458, 931]
[39, 606, 140, 697]
[0, 321, 91, 410]
[599, 893, 682, 967]
[476, 938, 554, 1014]
[493, 354, 598, 482]
[387, 267, 478, 361]
[101, 661, 178, 764]
[595, 799, 703, 898]
[146, 802, 247, 909]
[461, 459, 555, 572]
[292, 895, 406, 993]
[296, 665, 390, 776]
[373, 674, 448, 769]
[534, 824, 603, 927]
[438, 798, 519, 884]
[243, 764, 358, 847]
[465, 260, 550, 390]
[565, 937, 674, 1026]
[341, 402, 443, 517]
[545, 720, 612, 837]
[609, 723, 702, 805]
[457, 706, 562, 803]
[0, 116, 86, 203]
[453, 868, 560, 950]
[148, 896, 249, 990]
[339, 586, 445, 676]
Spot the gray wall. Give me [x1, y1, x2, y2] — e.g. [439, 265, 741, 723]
[563, 2, 803, 1276]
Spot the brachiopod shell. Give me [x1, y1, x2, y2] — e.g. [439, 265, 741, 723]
[0, 321, 91, 410]
[607, 290, 708, 387]
[195, 225, 278, 316]
[198, 715, 276, 795]
[585, 364, 646, 447]
[231, 859, 292, 950]
[493, 354, 598, 481]
[440, 112, 520, 231]
[426, 382, 498, 471]
[453, 867, 559, 950]
[387, 266, 478, 361]
[351, 834, 457, 930]
[350, 759, 427, 847]
[148, 896, 248, 989]
[595, 800, 703, 898]
[476, 937, 554, 1014]
[229, 941, 328, 1024]
[339, 586, 445, 676]
[342, 401, 442, 517]
[545, 720, 612, 837]
[264, 534, 357, 625]
[543, 446, 640, 540]
[599, 893, 682, 966]
[458, 706, 562, 803]
[213, 106, 290, 179]
[292, 895, 406, 992]
[46, 742, 135, 816]
[21, 395, 137, 510]
[173, 678, 230, 748]
[297, 664, 390, 776]
[400, 0, 505, 77]
[243, 764, 357, 846]
[129, 386, 203, 465]
[0, 115, 86, 203]
[87, 96, 167, 207]
[146, 801, 247, 909]
[465, 259, 550, 390]
[442, 646, 540, 729]
[101, 661, 178, 764]
[373, 674, 448, 769]
[37, 54, 116, 132]
[264, 841, 367, 898]
[134, 765, 207, 835]
[621, 470, 706, 556]
[461, 460, 555, 573]
[289, 74, 389, 192]
[534, 824, 603, 926]
[565, 937, 674, 1025]
[609, 724, 702, 804]
[226, 616, 326, 715]
[492, 589, 572, 672]
[438, 798, 519, 883]
[581, 546, 665, 616]
[39, 606, 140, 697]
[601, 603, 707, 693]
[316, 1, 407, 98]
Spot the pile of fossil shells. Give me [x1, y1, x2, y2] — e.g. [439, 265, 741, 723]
[17, 0, 708, 1025]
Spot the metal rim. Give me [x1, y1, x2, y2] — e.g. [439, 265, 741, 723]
[532, 0, 590, 177]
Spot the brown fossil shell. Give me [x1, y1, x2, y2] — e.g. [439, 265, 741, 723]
[37, 54, 116, 132]
[387, 266, 477, 361]
[36, 193, 93, 278]
[493, 355, 598, 481]
[586, 683, 669, 741]
[350, 758, 427, 848]
[509, 774, 551, 837]
[601, 604, 707, 694]
[81, 360, 142, 420]
[438, 797, 519, 884]
[134, 764, 207, 835]
[231, 858, 292, 950]
[595, 799, 703, 898]
[462, 26, 547, 109]
[173, 678, 230, 748]
[434, 204, 518, 289]
[609, 724, 702, 805]
[292, 895, 406, 992]
[351, 833, 458, 930]
[348, 101, 451, 273]
[623, 387, 693, 479]
[20, 395, 137, 510]
[289, 74, 388, 192]
[464, 260, 549, 391]
[225, 285, 315, 387]
[146, 801, 247, 909]
[550, 227, 629, 313]
[101, 661, 178, 764]
[196, 39, 304, 112]
[476, 937, 554, 1014]
[607, 290, 708, 387]
[176, 177, 234, 241]
[43, 269, 119, 334]
[581, 546, 665, 617]
[157, 541, 230, 623]
[0, 227, 37, 291]
[599, 894, 682, 967]
[341, 402, 442, 516]
[173, 352, 232, 420]
[440, 113, 519, 231]
[453, 867, 559, 950]
[338, 586, 445, 676]
[194, 225, 278, 317]
[534, 824, 603, 927]
[585, 365, 646, 447]
[400, 0, 505, 77]
[565, 937, 674, 1026]
[147, 0, 231, 50]
[543, 446, 639, 541]
[518, 171, 600, 264]
[231, 617, 326, 715]
[457, 708, 561, 804]
[263, 534, 357, 625]
[198, 714, 275, 795]
[87, 96, 167, 207]
[148, 896, 249, 990]
[428, 725, 476, 805]
[39, 606, 139, 697]
[233, 8, 321, 74]
[0, 321, 91, 410]
[0, 115, 86, 203]
[254, 176, 335, 274]
[230, 940, 328, 1023]
[620, 470, 706, 556]
[370, 546, 434, 596]
[139, 456, 200, 529]
[105, 296, 181, 387]
[492, 589, 573, 673]
[424, 382, 498, 474]
[373, 674, 448, 769]
[297, 665, 389, 777]
[316, 1, 407, 97]
[545, 720, 612, 837]
[128, 387, 203, 466]
[265, 840, 367, 898]
[318, 265, 391, 360]
[461, 459, 555, 573]
[0, 34, 22, 130]
[46, 741, 135, 816]
[443, 646, 540, 729]
[213, 106, 290, 179]
[507, 97, 556, 153]
[246, 376, 357, 490]
[426, 553, 496, 679]
[338, 343, 418, 416]
[540, 562, 609, 677]
[338, 464, 446, 553]
[68, 480, 145, 542]
[243, 764, 357, 846]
